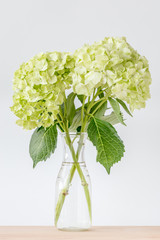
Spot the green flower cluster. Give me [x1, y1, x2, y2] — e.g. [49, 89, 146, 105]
[73, 37, 151, 111]
[11, 37, 152, 130]
[11, 52, 74, 129]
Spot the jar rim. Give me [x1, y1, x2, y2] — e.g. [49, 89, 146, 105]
[60, 131, 87, 136]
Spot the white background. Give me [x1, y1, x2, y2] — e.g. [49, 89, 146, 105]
[0, 0, 160, 226]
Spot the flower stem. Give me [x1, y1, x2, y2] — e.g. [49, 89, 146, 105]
[54, 131, 92, 226]
[54, 163, 76, 225]
[55, 91, 103, 226]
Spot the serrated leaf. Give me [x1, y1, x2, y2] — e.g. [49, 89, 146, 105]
[29, 125, 57, 168]
[66, 93, 76, 125]
[108, 97, 126, 126]
[116, 98, 133, 117]
[100, 111, 124, 125]
[87, 117, 125, 174]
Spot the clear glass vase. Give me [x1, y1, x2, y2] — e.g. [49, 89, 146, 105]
[54, 132, 92, 231]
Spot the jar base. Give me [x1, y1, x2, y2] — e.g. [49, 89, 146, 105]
[57, 226, 90, 232]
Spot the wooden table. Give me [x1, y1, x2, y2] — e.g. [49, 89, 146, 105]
[0, 226, 160, 240]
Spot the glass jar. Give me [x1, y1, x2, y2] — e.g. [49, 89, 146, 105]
[54, 132, 92, 231]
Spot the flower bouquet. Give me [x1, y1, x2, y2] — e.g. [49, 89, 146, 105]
[11, 37, 151, 230]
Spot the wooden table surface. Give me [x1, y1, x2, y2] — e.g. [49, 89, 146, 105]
[0, 226, 160, 240]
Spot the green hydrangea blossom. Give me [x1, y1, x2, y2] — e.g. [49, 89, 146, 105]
[11, 52, 75, 130]
[73, 37, 152, 111]
[11, 37, 152, 130]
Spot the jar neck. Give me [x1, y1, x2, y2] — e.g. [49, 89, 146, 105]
[61, 132, 87, 163]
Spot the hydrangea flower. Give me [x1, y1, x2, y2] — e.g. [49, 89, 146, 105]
[73, 37, 152, 111]
[11, 52, 75, 129]
[11, 37, 152, 130]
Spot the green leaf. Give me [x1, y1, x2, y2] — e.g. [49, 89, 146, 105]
[56, 122, 64, 132]
[29, 125, 58, 168]
[77, 94, 84, 103]
[99, 92, 104, 99]
[60, 103, 64, 115]
[87, 117, 125, 174]
[69, 110, 81, 132]
[108, 97, 126, 126]
[94, 101, 108, 118]
[66, 93, 76, 125]
[100, 111, 124, 125]
[76, 102, 91, 112]
[97, 87, 104, 99]
[90, 101, 108, 117]
[116, 98, 133, 117]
